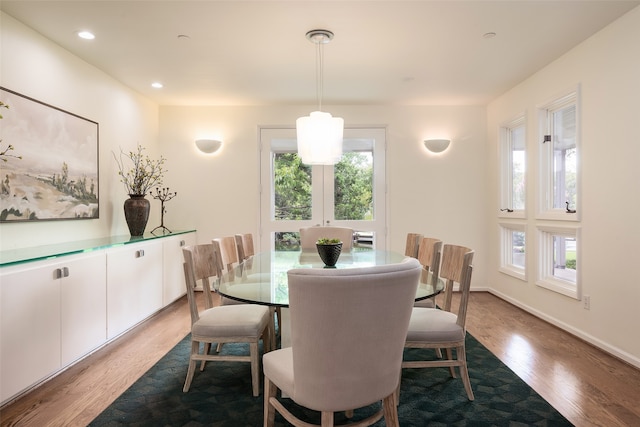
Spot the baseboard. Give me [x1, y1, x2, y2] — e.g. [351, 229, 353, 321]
[484, 288, 640, 370]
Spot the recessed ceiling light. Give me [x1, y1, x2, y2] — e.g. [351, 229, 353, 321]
[77, 31, 95, 40]
[151, 82, 163, 89]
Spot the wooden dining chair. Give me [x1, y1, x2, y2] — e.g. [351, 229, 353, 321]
[404, 233, 423, 258]
[263, 257, 422, 427]
[235, 233, 255, 261]
[299, 226, 354, 250]
[214, 235, 278, 349]
[413, 237, 442, 308]
[402, 244, 475, 401]
[182, 244, 272, 397]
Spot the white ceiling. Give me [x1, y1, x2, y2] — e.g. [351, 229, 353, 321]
[2, 1, 638, 106]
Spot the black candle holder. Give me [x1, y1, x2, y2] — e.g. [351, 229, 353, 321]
[150, 187, 177, 235]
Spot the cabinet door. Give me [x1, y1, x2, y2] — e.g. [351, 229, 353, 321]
[162, 232, 196, 305]
[0, 261, 62, 403]
[106, 241, 163, 339]
[60, 253, 107, 366]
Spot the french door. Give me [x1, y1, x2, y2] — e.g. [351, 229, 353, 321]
[259, 127, 386, 251]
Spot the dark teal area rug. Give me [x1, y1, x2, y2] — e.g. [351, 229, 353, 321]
[89, 334, 573, 426]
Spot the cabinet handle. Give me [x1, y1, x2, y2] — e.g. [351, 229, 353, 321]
[54, 267, 70, 278]
[135, 249, 145, 258]
[180, 240, 186, 247]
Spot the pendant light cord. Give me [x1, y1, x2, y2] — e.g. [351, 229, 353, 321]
[316, 38, 324, 112]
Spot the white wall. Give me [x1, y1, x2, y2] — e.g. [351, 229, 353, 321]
[486, 6, 640, 366]
[0, 13, 160, 250]
[158, 104, 488, 287]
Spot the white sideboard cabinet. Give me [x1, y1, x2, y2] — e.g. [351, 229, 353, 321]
[0, 252, 106, 404]
[0, 230, 196, 405]
[106, 240, 163, 339]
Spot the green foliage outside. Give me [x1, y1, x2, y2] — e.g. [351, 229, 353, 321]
[273, 151, 373, 250]
[274, 153, 311, 220]
[334, 152, 373, 220]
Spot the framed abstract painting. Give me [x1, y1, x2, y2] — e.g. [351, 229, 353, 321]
[0, 87, 99, 222]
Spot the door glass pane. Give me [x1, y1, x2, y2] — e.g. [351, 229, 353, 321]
[334, 152, 373, 220]
[511, 126, 526, 210]
[552, 105, 577, 210]
[274, 231, 300, 251]
[273, 153, 311, 220]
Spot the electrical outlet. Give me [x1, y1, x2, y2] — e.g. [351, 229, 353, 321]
[584, 295, 590, 310]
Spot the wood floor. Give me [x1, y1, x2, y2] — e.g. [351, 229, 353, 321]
[1, 291, 639, 426]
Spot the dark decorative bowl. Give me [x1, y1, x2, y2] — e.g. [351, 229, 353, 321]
[316, 242, 343, 267]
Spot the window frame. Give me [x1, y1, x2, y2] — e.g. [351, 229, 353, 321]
[499, 114, 527, 219]
[499, 222, 527, 281]
[537, 86, 581, 222]
[536, 224, 581, 299]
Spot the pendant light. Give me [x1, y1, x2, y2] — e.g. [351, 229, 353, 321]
[296, 29, 344, 165]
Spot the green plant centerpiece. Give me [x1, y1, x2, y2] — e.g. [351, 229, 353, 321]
[113, 144, 167, 236]
[316, 237, 343, 267]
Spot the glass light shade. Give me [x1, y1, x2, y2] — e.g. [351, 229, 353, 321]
[296, 111, 344, 165]
[195, 139, 222, 154]
[424, 138, 451, 153]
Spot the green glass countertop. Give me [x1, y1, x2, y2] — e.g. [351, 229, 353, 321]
[0, 230, 196, 267]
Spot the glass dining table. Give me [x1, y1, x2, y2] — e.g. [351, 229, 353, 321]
[217, 249, 444, 349]
[217, 249, 444, 307]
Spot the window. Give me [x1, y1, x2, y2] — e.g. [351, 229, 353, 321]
[499, 115, 526, 217]
[537, 226, 580, 299]
[499, 223, 526, 281]
[538, 88, 579, 220]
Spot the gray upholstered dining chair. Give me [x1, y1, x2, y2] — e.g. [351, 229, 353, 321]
[182, 244, 272, 397]
[263, 257, 422, 427]
[299, 225, 354, 250]
[402, 244, 475, 401]
[413, 237, 443, 308]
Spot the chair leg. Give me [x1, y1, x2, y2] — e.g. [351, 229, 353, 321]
[265, 318, 273, 353]
[264, 376, 277, 427]
[321, 411, 334, 427]
[250, 341, 260, 397]
[382, 393, 400, 427]
[275, 307, 282, 337]
[183, 341, 199, 392]
[200, 343, 212, 371]
[446, 348, 457, 378]
[457, 344, 475, 401]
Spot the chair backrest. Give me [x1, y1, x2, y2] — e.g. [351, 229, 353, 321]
[417, 237, 442, 287]
[299, 226, 354, 250]
[439, 244, 474, 318]
[182, 244, 218, 322]
[235, 233, 255, 261]
[212, 236, 239, 280]
[404, 233, 423, 258]
[287, 257, 421, 410]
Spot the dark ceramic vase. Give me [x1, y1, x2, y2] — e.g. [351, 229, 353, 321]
[316, 242, 343, 267]
[124, 195, 150, 236]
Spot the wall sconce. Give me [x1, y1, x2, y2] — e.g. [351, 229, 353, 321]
[195, 139, 222, 154]
[424, 139, 451, 154]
